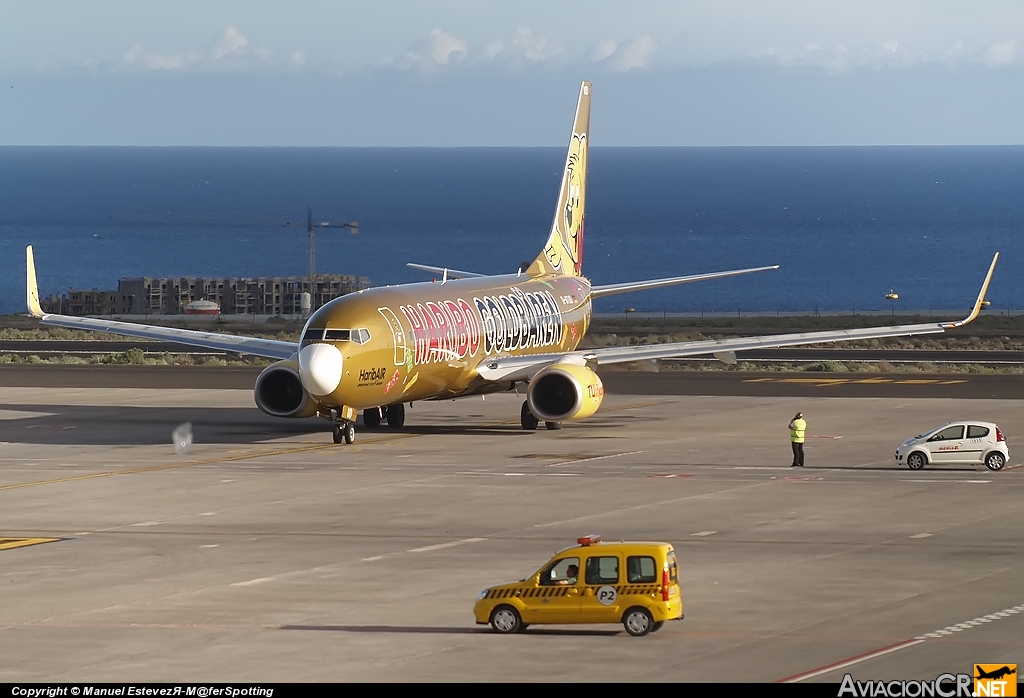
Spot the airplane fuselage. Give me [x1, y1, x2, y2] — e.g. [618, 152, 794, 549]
[299, 273, 593, 409]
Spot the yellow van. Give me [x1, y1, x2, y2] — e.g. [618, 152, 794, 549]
[473, 535, 683, 636]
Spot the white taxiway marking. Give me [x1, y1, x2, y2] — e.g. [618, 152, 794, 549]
[915, 602, 1024, 639]
[131, 521, 160, 527]
[407, 538, 486, 553]
[899, 479, 991, 483]
[543, 451, 644, 467]
[783, 601, 1024, 682]
[908, 533, 933, 539]
[231, 576, 276, 587]
[691, 531, 717, 537]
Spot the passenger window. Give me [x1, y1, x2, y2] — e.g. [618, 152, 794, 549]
[539, 557, 580, 586]
[626, 556, 658, 583]
[967, 426, 990, 439]
[930, 425, 964, 441]
[585, 556, 619, 585]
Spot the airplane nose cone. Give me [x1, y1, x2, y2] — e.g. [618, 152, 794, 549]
[298, 343, 343, 396]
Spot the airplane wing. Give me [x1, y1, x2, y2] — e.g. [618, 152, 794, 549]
[406, 263, 487, 279]
[590, 264, 779, 298]
[26, 246, 297, 360]
[477, 252, 999, 382]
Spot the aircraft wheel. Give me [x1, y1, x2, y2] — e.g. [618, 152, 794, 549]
[363, 408, 381, 429]
[521, 401, 539, 431]
[386, 403, 406, 429]
[545, 421, 562, 431]
[332, 425, 343, 444]
[343, 422, 356, 445]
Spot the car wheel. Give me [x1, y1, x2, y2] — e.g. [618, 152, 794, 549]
[623, 607, 654, 637]
[906, 452, 927, 470]
[985, 452, 1006, 471]
[489, 605, 522, 634]
[651, 621, 665, 633]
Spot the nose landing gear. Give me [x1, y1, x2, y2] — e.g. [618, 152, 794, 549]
[333, 421, 356, 445]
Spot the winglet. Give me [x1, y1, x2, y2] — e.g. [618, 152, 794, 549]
[942, 252, 999, 329]
[26, 245, 44, 317]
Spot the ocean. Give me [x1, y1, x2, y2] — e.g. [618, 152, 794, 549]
[1, 146, 1022, 315]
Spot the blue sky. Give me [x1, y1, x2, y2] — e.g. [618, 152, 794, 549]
[2, 1, 1024, 146]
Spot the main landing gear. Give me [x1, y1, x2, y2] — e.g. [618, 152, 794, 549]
[520, 400, 561, 431]
[362, 404, 407, 430]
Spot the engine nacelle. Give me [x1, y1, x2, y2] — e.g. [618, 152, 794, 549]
[254, 359, 320, 418]
[527, 363, 605, 422]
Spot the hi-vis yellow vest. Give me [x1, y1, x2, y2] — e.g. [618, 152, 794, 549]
[790, 419, 806, 443]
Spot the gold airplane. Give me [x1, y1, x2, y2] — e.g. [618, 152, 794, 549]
[26, 82, 998, 445]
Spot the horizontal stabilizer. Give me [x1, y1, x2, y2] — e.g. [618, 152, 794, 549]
[406, 263, 486, 279]
[590, 265, 779, 299]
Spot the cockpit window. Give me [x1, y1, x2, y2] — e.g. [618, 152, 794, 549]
[301, 327, 368, 346]
[324, 329, 351, 341]
[301, 328, 325, 347]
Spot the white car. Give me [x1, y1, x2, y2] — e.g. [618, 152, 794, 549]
[895, 421, 1009, 471]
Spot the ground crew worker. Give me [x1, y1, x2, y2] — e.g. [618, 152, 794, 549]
[789, 412, 806, 467]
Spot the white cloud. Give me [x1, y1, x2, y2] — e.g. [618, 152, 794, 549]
[985, 39, 1015, 66]
[427, 28, 467, 65]
[588, 39, 618, 63]
[122, 43, 199, 71]
[607, 35, 657, 72]
[392, 28, 467, 72]
[291, 51, 306, 66]
[211, 26, 249, 60]
[483, 41, 504, 60]
[510, 27, 557, 62]
[753, 35, 1021, 71]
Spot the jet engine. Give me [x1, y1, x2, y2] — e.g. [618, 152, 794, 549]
[526, 363, 604, 422]
[254, 358, 320, 418]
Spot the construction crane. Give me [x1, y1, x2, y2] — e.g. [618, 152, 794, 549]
[285, 207, 359, 311]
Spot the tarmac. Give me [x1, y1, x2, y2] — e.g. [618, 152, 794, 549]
[1, 368, 1022, 682]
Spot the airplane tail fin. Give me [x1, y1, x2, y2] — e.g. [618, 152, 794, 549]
[527, 81, 591, 278]
[26, 245, 44, 317]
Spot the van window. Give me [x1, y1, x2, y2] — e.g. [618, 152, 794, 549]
[585, 556, 619, 585]
[967, 425, 990, 439]
[626, 556, 657, 583]
[667, 551, 678, 583]
[539, 557, 579, 586]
